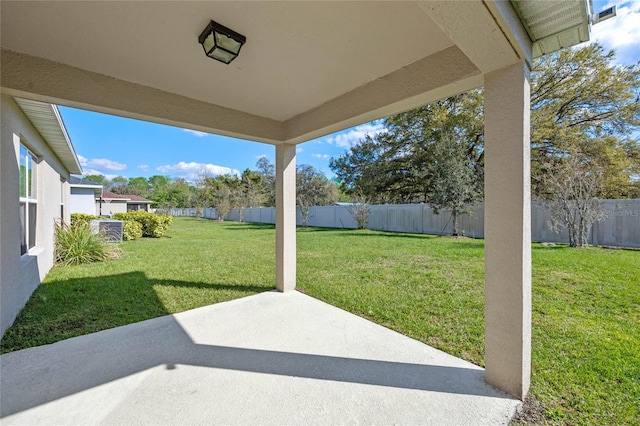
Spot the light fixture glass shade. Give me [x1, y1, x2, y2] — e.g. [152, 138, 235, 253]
[215, 33, 242, 53]
[198, 20, 246, 65]
[210, 49, 237, 64]
[202, 33, 216, 54]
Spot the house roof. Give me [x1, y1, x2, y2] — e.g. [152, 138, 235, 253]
[100, 190, 152, 203]
[69, 175, 103, 187]
[13, 98, 82, 174]
[100, 190, 130, 201]
[69, 175, 103, 197]
[125, 194, 153, 203]
[0, 1, 593, 146]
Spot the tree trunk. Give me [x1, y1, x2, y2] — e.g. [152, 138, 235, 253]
[452, 211, 459, 236]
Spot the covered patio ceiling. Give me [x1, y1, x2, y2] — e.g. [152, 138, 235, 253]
[0, 1, 532, 144]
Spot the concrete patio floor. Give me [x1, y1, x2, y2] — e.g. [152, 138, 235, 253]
[1, 291, 520, 425]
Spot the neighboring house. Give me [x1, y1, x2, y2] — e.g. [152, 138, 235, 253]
[69, 175, 103, 216]
[0, 95, 82, 336]
[97, 191, 153, 216]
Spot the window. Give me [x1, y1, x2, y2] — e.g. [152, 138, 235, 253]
[19, 144, 38, 255]
[127, 203, 146, 212]
[60, 179, 65, 223]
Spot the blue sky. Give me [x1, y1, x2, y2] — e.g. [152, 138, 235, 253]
[60, 0, 640, 182]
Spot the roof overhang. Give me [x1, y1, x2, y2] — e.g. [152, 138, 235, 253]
[70, 184, 103, 197]
[13, 97, 82, 174]
[510, 0, 592, 58]
[99, 197, 130, 202]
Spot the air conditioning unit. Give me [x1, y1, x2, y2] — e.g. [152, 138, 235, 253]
[90, 220, 123, 242]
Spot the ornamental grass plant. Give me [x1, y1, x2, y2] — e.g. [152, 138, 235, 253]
[54, 222, 122, 266]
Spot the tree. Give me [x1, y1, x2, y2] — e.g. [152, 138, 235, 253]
[200, 174, 240, 221]
[539, 153, 606, 247]
[330, 134, 395, 203]
[167, 178, 191, 208]
[330, 90, 485, 206]
[347, 192, 372, 229]
[330, 89, 484, 237]
[108, 176, 129, 193]
[330, 44, 640, 222]
[531, 43, 640, 198]
[296, 164, 338, 227]
[214, 185, 232, 221]
[148, 175, 171, 189]
[235, 169, 267, 221]
[147, 175, 172, 208]
[146, 176, 192, 208]
[428, 132, 482, 236]
[127, 177, 150, 197]
[83, 174, 109, 186]
[255, 156, 276, 206]
[188, 168, 219, 217]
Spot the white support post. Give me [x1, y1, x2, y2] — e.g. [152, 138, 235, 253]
[275, 144, 296, 292]
[483, 61, 532, 399]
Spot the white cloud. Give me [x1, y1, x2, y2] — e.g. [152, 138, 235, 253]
[296, 147, 304, 153]
[90, 158, 126, 171]
[156, 161, 240, 180]
[183, 129, 209, 137]
[324, 122, 387, 149]
[81, 169, 120, 180]
[312, 153, 331, 160]
[137, 164, 149, 172]
[589, 1, 640, 65]
[78, 155, 127, 171]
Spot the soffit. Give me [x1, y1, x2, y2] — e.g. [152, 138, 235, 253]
[13, 97, 82, 174]
[510, 0, 591, 58]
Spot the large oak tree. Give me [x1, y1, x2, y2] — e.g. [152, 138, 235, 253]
[331, 43, 640, 205]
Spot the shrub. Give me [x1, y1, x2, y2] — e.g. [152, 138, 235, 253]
[54, 222, 122, 265]
[347, 193, 372, 229]
[113, 211, 173, 238]
[70, 213, 100, 227]
[122, 220, 143, 241]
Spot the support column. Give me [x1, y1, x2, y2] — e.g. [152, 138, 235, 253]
[484, 61, 531, 399]
[275, 144, 296, 292]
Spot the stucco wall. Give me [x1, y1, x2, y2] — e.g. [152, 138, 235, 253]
[71, 187, 98, 215]
[1, 95, 71, 336]
[97, 201, 127, 216]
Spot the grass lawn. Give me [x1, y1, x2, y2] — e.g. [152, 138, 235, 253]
[2, 217, 638, 424]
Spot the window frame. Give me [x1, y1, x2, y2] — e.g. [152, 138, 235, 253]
[60, 179, 65, 223]
[19, 144, 38, 255]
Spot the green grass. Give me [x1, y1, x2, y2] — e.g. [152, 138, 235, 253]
[1, 219, 275, 351]
[523, 246, 639, 424]
[297, 228, 639, 424]
[1, 218, 638, 424]
[297, 229, 487, 364]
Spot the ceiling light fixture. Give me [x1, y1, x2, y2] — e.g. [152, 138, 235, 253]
[198, 20, 246, 64]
